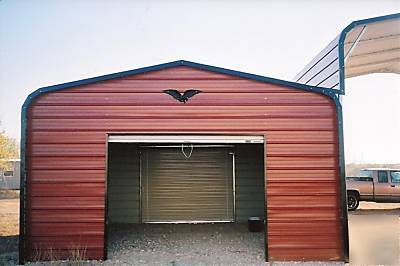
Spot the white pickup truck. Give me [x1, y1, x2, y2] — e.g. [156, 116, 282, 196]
[346, 168, 400, 211]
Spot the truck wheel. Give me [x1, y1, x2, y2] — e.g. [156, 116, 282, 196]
[347, 193, 359, 211]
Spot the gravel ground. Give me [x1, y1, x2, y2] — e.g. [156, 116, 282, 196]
[25, 223, 344, 266]
[104, 223, 266, 266]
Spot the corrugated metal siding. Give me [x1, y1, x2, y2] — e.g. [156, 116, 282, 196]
[26, 66, 342, 261]
[108, 144, 140, 223]
[235, 144, 265, 221]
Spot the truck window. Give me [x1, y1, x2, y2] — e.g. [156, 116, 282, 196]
[390, 171, 400, 183]
[378, 171, 388, 183]
[360, 170, 373, 178]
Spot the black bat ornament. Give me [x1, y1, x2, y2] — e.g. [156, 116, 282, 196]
[163, 89, 202, 103]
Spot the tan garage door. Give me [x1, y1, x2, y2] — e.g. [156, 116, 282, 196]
[141, 146, 234, 222]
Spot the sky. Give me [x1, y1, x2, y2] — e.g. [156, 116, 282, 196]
[0, 0, 399, 163]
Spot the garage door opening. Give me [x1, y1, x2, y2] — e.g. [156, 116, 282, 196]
[106, 135, 266, 262]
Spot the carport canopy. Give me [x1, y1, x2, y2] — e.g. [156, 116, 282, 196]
[294, 13, 400, 94]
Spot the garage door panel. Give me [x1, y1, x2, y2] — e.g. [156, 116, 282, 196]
[141, 147, 233, 222]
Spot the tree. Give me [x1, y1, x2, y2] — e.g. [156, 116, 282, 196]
[0, 121, 19, 169]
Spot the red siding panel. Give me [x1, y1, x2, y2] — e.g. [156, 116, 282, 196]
[30, 222, 104, 236]
[267, 143, 336, 156]
[30, 132, 106, 144]
[25, 65, 343, 261]
[267, 182, 337, 196]
[266, 156, 336, 169]
[28, 130, 335, 145]
[30, 118, 335, 131]
[29, 144, 105, 157]
[66, 80, 303, 93]
[268, 248, 341, 261]
[266, 131, 335, 144]
[128, 66, 236, 80]
[30, 105, 334, 119]
[30, 170, 104, 183]
[29, 209, 104, 223]
[268, 195, 337, 209]
[35, 92, 331, 106]
[29, 157, 105, 170]
[267, 169, 337, 182]
[27, 235, 103, 250]
[269, 220, 339, 235]
[29, 183, 105, 197]
[30, 197, 104, 210]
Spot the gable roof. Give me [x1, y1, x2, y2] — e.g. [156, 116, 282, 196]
[23, 60, 338, 111]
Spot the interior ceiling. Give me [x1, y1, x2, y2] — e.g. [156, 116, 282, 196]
[344, 17, 400, 78]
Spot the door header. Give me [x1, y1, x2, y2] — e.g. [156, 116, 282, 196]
[108, 135, 264, 144]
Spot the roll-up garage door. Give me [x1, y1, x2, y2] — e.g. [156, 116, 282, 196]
[141, 146, 234, 222]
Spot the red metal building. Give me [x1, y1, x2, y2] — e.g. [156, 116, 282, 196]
[20, 60, 348, 263]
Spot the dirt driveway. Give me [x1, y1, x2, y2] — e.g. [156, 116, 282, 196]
[0, 190, 19, 265]
[348, 202, 400, 265]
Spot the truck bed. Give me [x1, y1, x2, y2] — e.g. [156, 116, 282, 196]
[346, 177, 374, 199]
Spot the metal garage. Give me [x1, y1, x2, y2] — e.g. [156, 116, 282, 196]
[20, 60, 346, 263]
